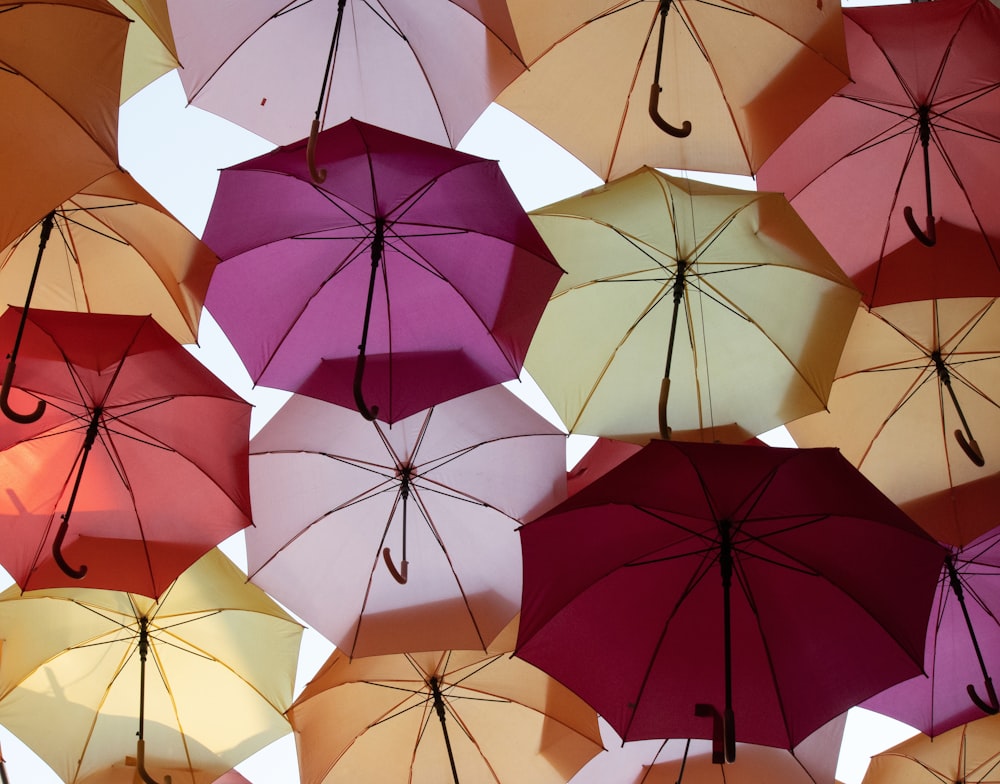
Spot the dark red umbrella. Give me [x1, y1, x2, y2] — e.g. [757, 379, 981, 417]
[756, 0, 1000, 307]
[0, 308, 252, 596]
[202, 118, 563, 425]
[516, 440, 947, 761]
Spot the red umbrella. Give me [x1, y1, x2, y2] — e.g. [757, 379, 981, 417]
[0, 309, 252, 596]
[516, 440, 947, 761]
[202, 118, 563, 425]
[756, 0, 1000, 307]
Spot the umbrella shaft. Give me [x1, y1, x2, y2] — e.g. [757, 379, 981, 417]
[664, 259, 687, 379]
[429, 677, 460, 784]
[8, 211, 54, 362]
[315, 0, 348, 121]
[945, 555, 992, 683]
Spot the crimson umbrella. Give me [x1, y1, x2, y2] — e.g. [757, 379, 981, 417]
[202, 118, 563, 425]
[516, 439, 947, 761]
[756, 0, 1000, 307]
[0, 308, 252, 596]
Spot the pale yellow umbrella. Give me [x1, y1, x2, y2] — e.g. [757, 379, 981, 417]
[0, 549, 303, 784]
[112, 1, 179, 103]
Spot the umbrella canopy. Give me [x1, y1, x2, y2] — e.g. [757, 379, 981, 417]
[862, 523, 1000, 737]
[202, 118, 563, 425]
[169, 0, 528, 159]
[756, 0, 1000, 307]
[523, 167, 860, 442]
[786, 298, 1000, 548]
[516, 439, 947, 759]
[0, 308, 252, 597]
[861, 713, 1000, 784]
[246, 385, 567, 658]
[0, 548, 303, 784]
[113, 0, 179, 103]
[496, 0, 851, 182]
[79, 761, 253, 784]
[0, 0, 127, 250]
[285, 618, 604, 784]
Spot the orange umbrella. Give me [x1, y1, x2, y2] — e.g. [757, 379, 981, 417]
[0, 0, 127, 250]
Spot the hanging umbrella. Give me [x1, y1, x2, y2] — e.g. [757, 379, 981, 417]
[861, 523, 1000, 736]
[522, 166, 860, 442]
[202, 118, 563, 425]
[168, 0, 531, 180]
[0, 548, 303, 784]
[495, 0, 851, 182]
[785, 297, 1000, 548]
[756, 0, 1000, 307]
[0, 0, 127, 250]
[80, 761, 253, 784]
[0, 308, 252, 596]
[246, 384, 567, 658]
[0, 168, 219, 423]
[113, 0, 180, 103]
[285, 617, 603, 784]
[860, 713, 1000, 784]
[516, 439, 947, 761]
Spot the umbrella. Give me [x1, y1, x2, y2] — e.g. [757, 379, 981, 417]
[113, 0, 180, 103]
[522, 166, 860, 442]
[168, 0, 530, 179]
[756, 0, 1000, 307]
[285, 617, 604, 784]
[0, 0, 127, 250]
[202, 117, 563, 425]
[0, 168, 219, 423]
[496, 0, 851, 182]
[861, 523, 1000, 736]
[860, 713, 1000, 784]
[785, 297, 1000, 547]
[0, 548, 303, 784]
[79, 762, 253, 784]
[0, 308, 252, 596]
[516, 439, 947, 761]
[246, 384, 567, 658]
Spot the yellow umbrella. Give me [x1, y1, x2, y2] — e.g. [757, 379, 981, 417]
[286, 618, 604, 784]
[112, 1, 179, 103]
[0, 549, 303, 784]
[524, 166, 860, 442]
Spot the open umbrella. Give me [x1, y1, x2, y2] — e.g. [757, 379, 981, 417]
[169, 0, 530, 179]
[861, 523, 1000, 736]
[785, 298, 1000, 547]
[522, 167, 860, 442]
[0, 308, 252, 596]
[113, 0, 179, 103]
[756, 0, 1000, 307]
[246, 384, 567, 658]
[496, 0, 851, 182]
[516, 439, 947, 761]
[0, 548, 303, 784]
[0, 0, 127, 250]
[0, 168, 219, 423]
[285, 618, 603, 784]
[202, 118, 563, 425]
[861, 712, 1000, 784]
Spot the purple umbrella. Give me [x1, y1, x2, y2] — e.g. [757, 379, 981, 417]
[202, 118, 563, 424]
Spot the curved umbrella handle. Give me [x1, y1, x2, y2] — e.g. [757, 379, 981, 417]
[955, 429, 985, 467]
[658, 377, 671, 440]
[694, 703, 725, 765]
[0, 360, 45, 424]
[307, 118, 327, 184]
[353, 351, 379, 421]
[136, 739, 172, 784]
[382, 547, 408, 584]
[649, 83, 692, 139]
[968, 677, 1000, 715]
[52, 516, 87, 579]
[903, 206, 936, 247]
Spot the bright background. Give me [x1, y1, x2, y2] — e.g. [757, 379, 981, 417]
[0, 2, 925, 780]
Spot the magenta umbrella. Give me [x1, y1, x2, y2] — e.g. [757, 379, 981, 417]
[863, 522, 1000, 735]
[756, 0, 1000, 307]
[516, 440, 947, 761]
[202, 118, 562, 425]
[245, 384, 568, 658]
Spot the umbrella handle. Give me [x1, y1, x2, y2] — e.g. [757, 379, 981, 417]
[353, 351, 379, 421]
[954, 429, 985, 467]
[694, 703, 735, 764]
[903, 206, 936, 247]
[136, 739, 172, 784]
[52, 516, 87, 579]
[0, 359, 45, 424]
[648, 83, 692, 139]
[382, 547, 408, 584]
[969, 677, 1000, 715]
[307, 118, 327, 184]
[658, 377, 671, 440]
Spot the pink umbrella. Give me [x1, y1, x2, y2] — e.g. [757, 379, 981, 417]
[202, 118, 563, 425]
[246, 385, 568, 658]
